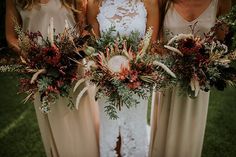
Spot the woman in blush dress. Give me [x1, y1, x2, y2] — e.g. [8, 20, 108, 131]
[149, 0, 231, 157]
[87, 0, 159, 156]
[5, 0, 99, 156]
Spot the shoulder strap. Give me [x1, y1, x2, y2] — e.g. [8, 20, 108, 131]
[158, 0, 171, 40]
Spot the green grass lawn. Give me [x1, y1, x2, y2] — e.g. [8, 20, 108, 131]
[0, 73, 45, 157]
[202, 88, 236, 157]
[0, 73, 236, 157]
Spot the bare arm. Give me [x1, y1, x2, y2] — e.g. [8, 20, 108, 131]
[74, 0, 88, 33]
[5, 0, 22, 55]
[87, 0, 100, 37]
[217, 0, 232, 16]
[144, 0, 159, 42]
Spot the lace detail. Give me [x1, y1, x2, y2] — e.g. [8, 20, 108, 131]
[97, 0, 147, 37]
[120, 117, 149, 157]
[98, 98, 120, 157]
[98, 95, 149, 157]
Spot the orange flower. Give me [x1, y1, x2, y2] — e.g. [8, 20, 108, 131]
[128, 81, 141, 89]
[118, 66, 130, 80]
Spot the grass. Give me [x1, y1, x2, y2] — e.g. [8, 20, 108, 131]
[0, 73, 236, 157]
[202, 87, 236, 157]
[0, 73, 45, 157]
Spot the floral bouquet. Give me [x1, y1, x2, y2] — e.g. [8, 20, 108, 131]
[0, 18, 91, 113]
[75, 28, 176, 119]
[164, 27, 236, 98]
[212, 5, 236, 52]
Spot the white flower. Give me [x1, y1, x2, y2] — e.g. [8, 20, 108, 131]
[108, 55, 129, 73]
[153, 61, 176, 78]
[167, 33, 194, 45]
[47, 17, 54, 45]
[30, 69, 46, 84]
[136, 28, 153, 60]
[164, 45, 183, 56]
[75, 86, 91, 109]
[65, 19, 69, 29]
[86, 60, 96, 70]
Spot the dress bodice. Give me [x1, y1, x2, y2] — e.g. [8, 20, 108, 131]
[97, 0, 147, 37]
[16, 0, 75, 37]
[164, 0, 218, 39]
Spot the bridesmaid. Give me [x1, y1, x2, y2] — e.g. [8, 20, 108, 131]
[149, 0, 231, 157]
[5, 0, 99, 156]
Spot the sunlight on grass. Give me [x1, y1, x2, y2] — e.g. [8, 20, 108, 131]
[0, 73, 45, 157]
[0, 108, 29, 139]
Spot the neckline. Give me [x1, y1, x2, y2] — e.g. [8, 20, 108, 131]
[173, 0, 214, 24]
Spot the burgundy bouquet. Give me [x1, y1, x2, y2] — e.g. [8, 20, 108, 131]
[164, 31, 236, 97]
[3, 18, 91, 113]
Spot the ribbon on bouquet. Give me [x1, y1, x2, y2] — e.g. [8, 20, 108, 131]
[189, 76, 200, 97]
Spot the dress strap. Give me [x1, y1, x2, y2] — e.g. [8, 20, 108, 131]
[213, 0, 219, 13]
[192, 0, 219, 21]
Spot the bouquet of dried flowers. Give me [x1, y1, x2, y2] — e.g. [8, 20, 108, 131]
[212, 5, 236, 52]
[75, 28, 176, 119]
[0, 18, 91, 113]
[164, 24, 236, 98]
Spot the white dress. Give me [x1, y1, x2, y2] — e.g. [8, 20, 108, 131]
[97, 0, 149, 156]
[149, 0, 218, 157]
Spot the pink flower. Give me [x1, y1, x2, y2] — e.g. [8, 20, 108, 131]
[56, 80, 64, 87]
[47, 85, 60, 94]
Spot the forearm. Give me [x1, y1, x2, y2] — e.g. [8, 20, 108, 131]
[6, 36, 21, 55]
[75, 0, 88, 32]
[87, 0, 100, 37]
[145, 0, 159, 42]
[5, 0, 22, 55]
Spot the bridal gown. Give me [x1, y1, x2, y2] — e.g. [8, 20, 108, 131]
[97, 0, 149, 156]
[16, 0, 99, 156]
[149, 0, 218, 157]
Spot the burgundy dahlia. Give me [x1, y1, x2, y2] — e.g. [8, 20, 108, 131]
[179, 38, 202, 55]
[42, 45, 61, 66]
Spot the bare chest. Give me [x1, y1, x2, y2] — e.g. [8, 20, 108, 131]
[173, 0, 213, 22]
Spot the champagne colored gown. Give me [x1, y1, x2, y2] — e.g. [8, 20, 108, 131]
[149, 0, 218, 157]
[16, 0, 99, 156]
